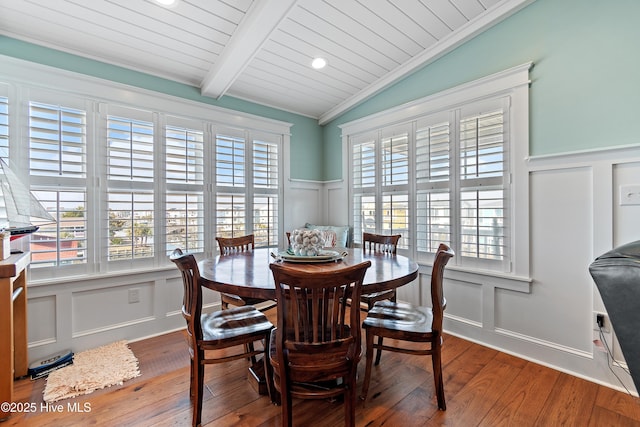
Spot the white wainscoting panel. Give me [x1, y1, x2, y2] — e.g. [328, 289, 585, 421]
[613, 161, 640, 246]
[72, 282, 156, 337]
[26, 295, 57, 345]
[442, 276, 483, 326]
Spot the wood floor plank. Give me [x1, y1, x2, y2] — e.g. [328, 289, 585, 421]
[537, 374, 600, 426]
[6, 329, 639, 426]
[440, 350, 523, 426]
[477, 360, 559, 427]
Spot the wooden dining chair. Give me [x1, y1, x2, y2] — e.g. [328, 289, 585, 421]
[216, 234, 276, 312]
[169, 248, 274, 427]
[360, 243, 454, 411]
[359, 232, 402, 311]
[268, 260, 372, 427]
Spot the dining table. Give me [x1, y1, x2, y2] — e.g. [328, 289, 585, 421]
[197, 246, 419, 396]
[198, 247, 419, 300]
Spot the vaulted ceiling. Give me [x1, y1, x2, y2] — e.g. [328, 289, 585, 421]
[0, 0, 533, 124]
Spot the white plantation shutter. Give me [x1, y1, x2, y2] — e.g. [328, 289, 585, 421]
[28, 101, 88, 268]
[31, 190, 87, 267]
[214, 130, 280, 246]
[106, 107, 155, 262]
[382, 193, 409, 236]
[381, 128, 409, 248]
[381, 131, 409, 186]
[107, 115, 153, 181]
[29, 102, 86, 178]
[351, 127, 410, 248]
[216, 130, 247, 238]
[458, 99, 508, 264]
[215, 193, 246, 238]
[166, 125, 204, 184]
[352, 134, 376, 244]
[165, 121, 205, 254]
[416, 115, 451, 260]
[0, 93, 8, 225]
[216, 132, 245, 188]
[0, 92, 8, 160]
[352, 137, 376, 189]
[349, 95, 512, 271]
[1, 71, 289, 278]
[108, 192, 154, 260]
[253, 136, 279, 247]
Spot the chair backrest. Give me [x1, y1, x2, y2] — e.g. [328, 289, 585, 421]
[270, 261, 371, 380]
[216, 234, 254, 255]
[430, 243, 454, 333]
[169, 248, 203, 342]
[362, 232, 401, 254]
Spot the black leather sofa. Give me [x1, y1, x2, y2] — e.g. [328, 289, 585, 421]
[589, 240, 640, 391]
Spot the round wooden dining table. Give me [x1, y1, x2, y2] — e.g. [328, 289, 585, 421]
[198, 247, 419, 298]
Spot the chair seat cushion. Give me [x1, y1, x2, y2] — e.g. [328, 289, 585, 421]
[201, 306, 273, 342]
[363, 301, 434, 334]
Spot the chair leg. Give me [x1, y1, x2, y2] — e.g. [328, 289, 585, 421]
[263, 336, 276, 404]
[247, 341, 257, 365]
[189, 358, 195, 398]
[345, 371, 357, 427]
[280, 379, 292, 427]
[374, 336, 384, 365]
[360, 329, 375, 401]
[192, 351, 204, 427]
[432, 342, 446, 411]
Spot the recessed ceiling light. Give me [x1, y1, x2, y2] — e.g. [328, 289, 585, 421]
[156, 0, 178, 6]
[311, 57, 327, 70]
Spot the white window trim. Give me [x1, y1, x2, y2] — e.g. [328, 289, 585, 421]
[340, 62, 532, 280]
[0, 55, 291, 282]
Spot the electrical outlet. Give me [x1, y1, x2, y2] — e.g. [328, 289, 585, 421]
[128, 288, 140, 304]
[593, 311, 609, 332]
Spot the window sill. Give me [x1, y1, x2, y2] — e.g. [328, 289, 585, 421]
[418, 262, 533, 293]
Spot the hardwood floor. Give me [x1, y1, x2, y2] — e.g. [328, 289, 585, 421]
[7, 324, 640, 426]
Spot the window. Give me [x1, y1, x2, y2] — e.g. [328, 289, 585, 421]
[28, 101, 88, 268]
[343, 64, 530, 274]
[350, 100, 509, 270]
[415, 116, 451, 255]
[1, 59, 290, 280]
[214, 129, 280, 248]
[107, 110, 155, 262]
[458, 102, 508, 264]
[165, 122, 205, 255]
[0, 93, 8, 159]
[252, 136, 279, 247]
[352, 127, 410, 249]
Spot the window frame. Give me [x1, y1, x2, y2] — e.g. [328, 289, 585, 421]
[341, 63, 532, 278]
[0, 56, 290, 281]
[213, 127, 282, 249]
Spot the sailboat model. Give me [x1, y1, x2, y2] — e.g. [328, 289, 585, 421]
[0, 158, 56, 240]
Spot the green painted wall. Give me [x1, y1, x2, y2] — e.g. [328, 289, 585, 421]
[0, 36, 324, 181]
[4, 0, 638, 183]
[323, 0, 640, 180]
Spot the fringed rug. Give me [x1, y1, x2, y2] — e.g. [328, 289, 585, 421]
[43, 340, 141, 402]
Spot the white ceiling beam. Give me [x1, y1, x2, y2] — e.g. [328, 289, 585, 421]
[318, 0, 537, 125]
[200, 0, 299, 99]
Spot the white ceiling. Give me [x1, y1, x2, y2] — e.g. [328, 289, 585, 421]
[0, 0, 533, 124]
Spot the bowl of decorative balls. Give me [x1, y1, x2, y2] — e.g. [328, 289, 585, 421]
[290, 228, 325, 256]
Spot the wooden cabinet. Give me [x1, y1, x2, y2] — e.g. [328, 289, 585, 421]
[0, 252, 30, 421]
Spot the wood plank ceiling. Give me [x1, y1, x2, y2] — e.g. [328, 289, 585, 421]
[0, 0, 534, 123]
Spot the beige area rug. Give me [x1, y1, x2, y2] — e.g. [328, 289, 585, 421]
[43, 340, 141, 403]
